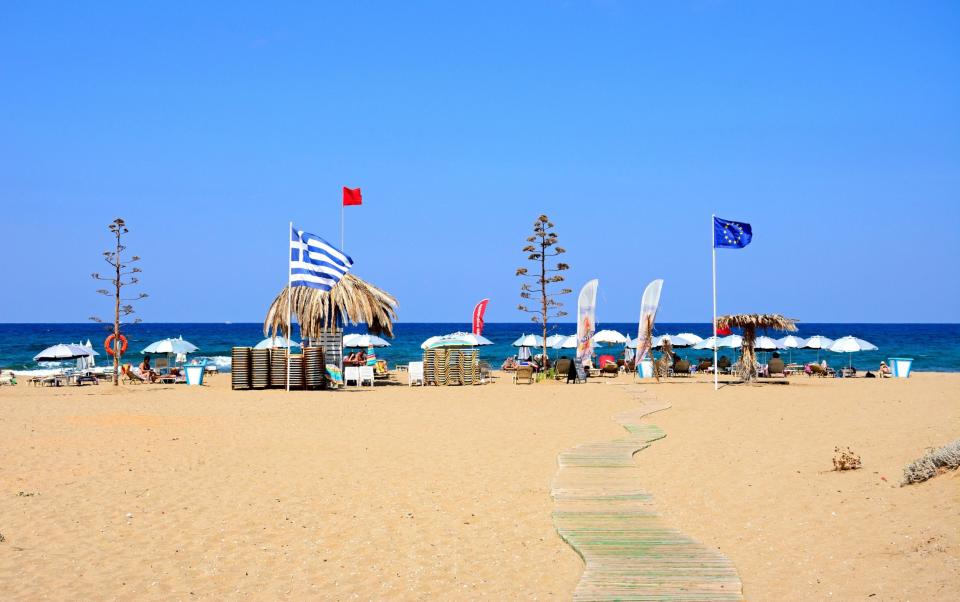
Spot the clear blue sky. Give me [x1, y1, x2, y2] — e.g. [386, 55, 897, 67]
[2, 2, 958, 323]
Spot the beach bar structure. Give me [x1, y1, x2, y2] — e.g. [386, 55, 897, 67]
[254, 274, 398, 390]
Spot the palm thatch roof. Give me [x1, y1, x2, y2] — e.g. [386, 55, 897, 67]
[716, 314, 798, 332]
[717, 314, 797, 382]
[263, 274, 398, 340]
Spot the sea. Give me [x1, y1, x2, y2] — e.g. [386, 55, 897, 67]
[1, 323, 958, 375]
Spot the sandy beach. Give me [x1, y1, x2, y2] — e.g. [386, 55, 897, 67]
[1, 372, 957, 600]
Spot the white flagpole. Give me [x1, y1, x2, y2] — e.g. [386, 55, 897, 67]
[287, 221, 293, 392]
[340, 198, 344, 251]
[712, 215, 718, 391]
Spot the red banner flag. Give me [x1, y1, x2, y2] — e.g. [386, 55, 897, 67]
[472, 299, 489, 335]
[342, 187, 362, 206]
[716, 320, 732, 336]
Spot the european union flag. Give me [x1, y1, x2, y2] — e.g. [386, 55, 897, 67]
[713, 216, 752, 249]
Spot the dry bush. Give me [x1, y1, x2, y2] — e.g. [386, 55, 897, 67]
[901, 440, 960, 486]
[832, 446, 862, 471]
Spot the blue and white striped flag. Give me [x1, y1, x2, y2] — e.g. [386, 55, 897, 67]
[289, 226, 354, 290]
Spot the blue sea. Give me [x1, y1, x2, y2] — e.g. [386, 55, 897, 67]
[1, 323, 958, 374]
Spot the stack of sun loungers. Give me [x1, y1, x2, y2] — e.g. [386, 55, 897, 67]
[446, 350, 463, 385]
[459, 349, 479, 385]
[420, 349, 484, 386]
[422, 349, 449, 386]
[286, 354, 305, 389]
[231, 347, 252, 390]
[304, 346, 325, 389]
[270, 348, 288, 387]
[251, 349, 270, 389]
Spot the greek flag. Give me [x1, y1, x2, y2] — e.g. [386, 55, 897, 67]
[290, 226, 353, 290]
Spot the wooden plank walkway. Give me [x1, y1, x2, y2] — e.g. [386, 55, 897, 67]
[551, 385, 743, 601]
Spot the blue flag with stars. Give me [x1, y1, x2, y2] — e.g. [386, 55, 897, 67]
[713, 216, 752, 249]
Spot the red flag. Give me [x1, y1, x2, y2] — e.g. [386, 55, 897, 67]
[472, 299, 489, 335]
[342, 187, 362, 206]
[716, 320, 732, 336]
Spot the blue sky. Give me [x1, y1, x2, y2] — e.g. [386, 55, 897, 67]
[1, 2, 958, 323]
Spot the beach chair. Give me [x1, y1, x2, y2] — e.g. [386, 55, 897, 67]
[374, 359, 390, 380]
[514, 365, 534, 384]
[718, 356, 732, 374]
[673, 359, 691, 376]
[358, 365, 375, 386]
[325, 364, 344, 388]
[478, 361, 493, 384]
[407, 361, 424, 386]
[768, 358, 786, 377]
[344, 366, 361, 386]
[554, 358, 572, 381]
[121, 365, 148, 384]
[601, 361, 619, 377]
[0, 370, 16, 386]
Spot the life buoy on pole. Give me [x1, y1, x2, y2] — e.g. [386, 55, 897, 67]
[105, 334, 128, 357]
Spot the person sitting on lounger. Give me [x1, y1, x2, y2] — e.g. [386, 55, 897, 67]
[879, 361, 892, 378]
[139, 357, 158, 382]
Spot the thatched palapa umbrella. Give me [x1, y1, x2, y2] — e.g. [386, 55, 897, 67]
[716, 313, 798, 382]
[263, 274, 398, 340]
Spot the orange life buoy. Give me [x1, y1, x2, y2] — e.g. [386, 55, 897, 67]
[105, 334, 128, 356]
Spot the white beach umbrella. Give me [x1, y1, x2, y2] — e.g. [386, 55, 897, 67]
[802, 335, 834, 361]
[77, 339, 96, 369]
[653, 334, 697, 348]
[693, 336, 722, 350]
[802, 335, 834, 349]
[343, 334, 392, 348]
[555, 335, 578, 349]
[142, 336, 199, 355]
[545, 334, 570, 349]
[674, 332, 704, 345]
[718, 334, 743, 348]
[34, 343, 99, 362]
[777, 335, 806, 349]
[254, 336, 302, 350]
[776, 334, 805, 362]
[421, 332, 493, 349]
[828, 335, 878, 368]
[592, 329, 627, 345]
[754, 336, 782, 350]
[828, 336, 878, 353]
[512, 334, 544, 348]
[693, 335, 741, 349]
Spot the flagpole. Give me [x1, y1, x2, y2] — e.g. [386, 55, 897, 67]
[712, 215, 718, 391]
[287, 221, 292, 392]
[340, 199, 344, 252]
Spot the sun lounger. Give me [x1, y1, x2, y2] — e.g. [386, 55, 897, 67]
[767, 358, 786, 377]
[554, 358, 572, 380]
[344, 366, 360, 386]
[373, 360, 390, 380]
[407, 361, 424, 386]
[358, 365, 375, 386]
[121, 364, 149, 384]
[514, 365, 534, 384]
[673, 359, 691, 376]
[601, 361, 619, 377]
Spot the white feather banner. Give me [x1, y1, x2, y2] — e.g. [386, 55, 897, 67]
[635, 279, 664, 362]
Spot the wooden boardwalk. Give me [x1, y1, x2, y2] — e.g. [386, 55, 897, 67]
[551, 385, 743, 601]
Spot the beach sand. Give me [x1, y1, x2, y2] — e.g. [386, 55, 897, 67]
[639, 372, 960, 601]
[1, 371, 957, 600]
